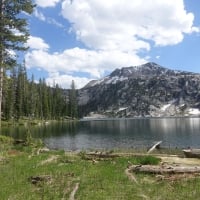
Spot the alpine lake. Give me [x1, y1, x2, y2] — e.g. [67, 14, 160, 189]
[1, 117, 200, 151]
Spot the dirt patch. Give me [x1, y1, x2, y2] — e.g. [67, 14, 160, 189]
[159, 155, 200, 166]
[125, 167, 138, 184]
[156, 173, 200, 182]
[29, 175, 52, 185]
[0, 156, 6, 163]
[38, 155, 58, 166]
[7, 150, 22, 156]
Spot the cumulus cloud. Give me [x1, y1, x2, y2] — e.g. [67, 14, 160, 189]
[156, 55, 160, 59]
[27, 36, 50, 50]
[25, 47, 147, 80]
[35, 0, 61, 8]
[26, 0, 199, 88]
[46, 74, 93, 89]
[61, 0, 198, 50]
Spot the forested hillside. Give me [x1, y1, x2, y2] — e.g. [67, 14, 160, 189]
[2, 63, 77, 121]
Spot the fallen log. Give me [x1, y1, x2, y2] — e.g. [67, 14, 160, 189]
[183, 149, 200, 158]
[69, 183, 79, 200]
[129, 164, 200, 174]
[13, 139, 26, 145]
[147, 141, 162, 154]
[125, 167, 138, 184]
[86, 152, 119, 158]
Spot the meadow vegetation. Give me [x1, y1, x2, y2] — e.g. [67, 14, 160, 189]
[1, 135, 200, 200]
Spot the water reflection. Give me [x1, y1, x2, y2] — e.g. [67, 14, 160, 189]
[1, 118, 200, 150]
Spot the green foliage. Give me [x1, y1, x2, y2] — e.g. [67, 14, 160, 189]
[1, 146, 200, 200]
[0, 0, 35, 68]
[69, 80, 78, 119]
[2, 64, 78, 120]
[0, 1, 78, 123]
[0, 135, 13, 144]
[0, 0, 35, 123]
[134, 155, 161, 165]
[24, 128, 44, 148]
[78, 150, 87, 160]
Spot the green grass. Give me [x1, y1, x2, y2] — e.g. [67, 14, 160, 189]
[1, 137, 200, 199]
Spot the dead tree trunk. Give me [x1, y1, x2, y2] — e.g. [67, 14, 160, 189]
[130, 164, 200, 174]
[147, 141, 162, 154]
[0, 0, 4, 126]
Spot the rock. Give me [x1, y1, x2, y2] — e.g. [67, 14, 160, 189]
[28, 175, 51, 185]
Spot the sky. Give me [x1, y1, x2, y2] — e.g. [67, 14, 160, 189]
[23, 0, 200, 89]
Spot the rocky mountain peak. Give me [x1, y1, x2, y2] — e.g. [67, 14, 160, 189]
[79, 62, 200, 118]
[84, 62, 179, 89]
[110, 62, 160, 77]
[110, 62, 188, 79]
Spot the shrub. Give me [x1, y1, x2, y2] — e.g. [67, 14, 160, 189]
[0, 135, 14, 144]
[135, 155, 160, 165]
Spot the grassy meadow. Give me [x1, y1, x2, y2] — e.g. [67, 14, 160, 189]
[1, 135, 200, 200]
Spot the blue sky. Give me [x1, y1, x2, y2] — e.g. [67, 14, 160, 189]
[24, 0, 200, 88]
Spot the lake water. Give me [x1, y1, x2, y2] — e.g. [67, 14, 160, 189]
[1, 118, 200, 150]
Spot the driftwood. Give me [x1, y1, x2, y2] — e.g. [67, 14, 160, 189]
[125, 167, 138, 184]
[86, 152, 119, 159]
[69, 183, 79, 200]
[129, 164, 200, 174]
[13, 139, 26, 145]
[147, 141, 162, 154]
[183, 149, 200, 158]
[37, 147, 50, 155]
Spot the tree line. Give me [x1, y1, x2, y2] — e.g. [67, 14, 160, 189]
[2, 62, 78, 121]
[0, 0, 78, 123]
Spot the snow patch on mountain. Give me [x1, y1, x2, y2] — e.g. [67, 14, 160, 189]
[105, 76, 128, 84]
[86, 75, 128, 87]
[188, 108, 200, 115]
[161, 104, 171, 111]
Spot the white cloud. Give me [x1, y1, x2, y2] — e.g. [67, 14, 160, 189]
[34, 9, 46, 21]
[27, 36, 50, 50]
[192, 27, 200, 33]
[25, 47, 147, 78]
[35, 0, 61, 8]
[26, 0, 199, 88]
[46, 74, 92, 89]
[6, 49, 16, 59]
[47, 18, 64, 28]
[156, 55, 160, 59]
[61, 0, 198, 50]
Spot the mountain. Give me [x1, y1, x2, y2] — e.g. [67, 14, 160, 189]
[78, 62, 200, 118]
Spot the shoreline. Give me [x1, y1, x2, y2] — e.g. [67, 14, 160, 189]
[1, 135, 200, 199]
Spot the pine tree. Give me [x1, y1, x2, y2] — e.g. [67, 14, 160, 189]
[28, 74, 37, 119]
[69, 80, 78, 119]
[41, 78, 49, 119]
[37, 78, 43, 119]
[15, 62, 29, 119]
[0, 0, 35, 124]
[3, 67, 16, 120]
[52, 83, 63, 119]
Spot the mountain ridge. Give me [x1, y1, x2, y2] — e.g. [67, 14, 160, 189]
[78, 62, 200, 118]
